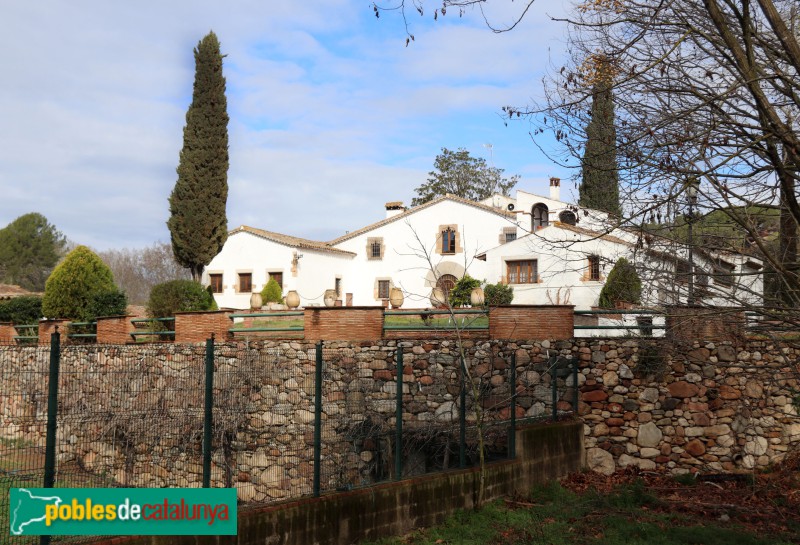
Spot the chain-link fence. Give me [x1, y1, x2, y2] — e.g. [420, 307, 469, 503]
[0, 335, 578, 544]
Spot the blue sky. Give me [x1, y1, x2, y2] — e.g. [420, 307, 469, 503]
[0, 0, 573, 250]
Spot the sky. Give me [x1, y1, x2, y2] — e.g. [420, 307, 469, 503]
[0, 0, 574, 250]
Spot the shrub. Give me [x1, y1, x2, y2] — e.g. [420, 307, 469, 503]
[484, 283, 514, 306]
[86, 289, 128, 318]
[448, 274, 482, 307]
[598, 257, 642, 308]
[260, 278, 284, 304]
[147, 280, 216, 318]
[0, 295, 43, 324]
[42, 246, 119, 321]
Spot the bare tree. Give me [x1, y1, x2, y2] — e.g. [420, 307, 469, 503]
[98, 242, 190, 305]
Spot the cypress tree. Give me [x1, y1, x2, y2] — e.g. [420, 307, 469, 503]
[578, 72, 621, 217]
[168, 31, 229, 281]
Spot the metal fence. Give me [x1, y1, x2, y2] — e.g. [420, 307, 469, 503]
[0, 335, 578, 544]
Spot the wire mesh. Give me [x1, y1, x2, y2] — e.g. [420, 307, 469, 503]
[0, 337, 579, 544]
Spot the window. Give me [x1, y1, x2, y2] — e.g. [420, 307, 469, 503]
[437, 274, 457, 302]
[559, 210, 577, 225]
[268, 271, 283, 288]
[675, 260, 691, 283]
[238, 273, 252, 293]
[441, 228, 456, 254]
[506, 260, 538, 284]
[499, 227, 517, 245]
[713, 264, 734, 287]
[378, 280, 390, 299]
[209, 274, 223, 293]
[588, 255, 601, 281]
[335, 277, 342, 297]
[532, 203, 549, 230]
[367, 237, 384, 260]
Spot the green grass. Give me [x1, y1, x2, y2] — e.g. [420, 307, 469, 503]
[383, 315, 488, 328]
[362, 480, 796, 545]
[230, 319, 304, 330]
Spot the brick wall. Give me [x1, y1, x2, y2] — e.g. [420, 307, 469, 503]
[304, 307, 384, 341]
[96, 316, 134, 344]
[0, 322, 14, 343]
[489, 305, 574, 340]
[174, 311, 232, 343]
[666, 306, 745, 343]
[38, 319, 69, 344]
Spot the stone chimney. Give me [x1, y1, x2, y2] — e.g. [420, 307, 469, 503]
[549, 177, 561, 201]
[385, 201, 405, 219]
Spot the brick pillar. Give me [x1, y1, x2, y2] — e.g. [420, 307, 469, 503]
[96, 315, 134, 344]
[0, 322, 14, 343]
[174, 311, 232, 343]
[39, 319, 70, 344]
[304, 307, 384, 341]
[489, 305, 574, 340]
[666, 306, 745, 343]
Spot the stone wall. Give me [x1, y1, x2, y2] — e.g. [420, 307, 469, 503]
[579, 338, 800, 475]
[0, 336, 798, 505]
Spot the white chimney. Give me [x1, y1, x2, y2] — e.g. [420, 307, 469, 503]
[385, 201, 405, 219]
[549, 177, 561, 201]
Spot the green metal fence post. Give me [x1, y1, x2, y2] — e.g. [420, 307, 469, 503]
[41, 329, 61, 545]
[202, 334, 215, 488]
[509, 352, 516, 459]
[395, 349, 403, 481]
[572, 356, 579, 414]
[313, 341, 323, 497]
[551, 356, 558, 422]
[459, 354, 466, 469]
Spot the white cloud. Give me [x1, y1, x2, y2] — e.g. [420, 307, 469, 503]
[0, 0, 571, 251]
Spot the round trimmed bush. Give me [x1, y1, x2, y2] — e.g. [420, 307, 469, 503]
[484, 283, 514, 306]
[147, 280, 216, 318]
[42, 246, 121, 321]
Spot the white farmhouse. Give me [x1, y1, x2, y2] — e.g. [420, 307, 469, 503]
[204, 178, 762, 313]
[206, 195, 517, 309]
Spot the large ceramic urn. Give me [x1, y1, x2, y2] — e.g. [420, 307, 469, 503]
[389, 287, 404, 309]
[285, 290, 300, 309]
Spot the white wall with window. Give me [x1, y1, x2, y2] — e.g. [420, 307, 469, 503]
[331, 196, 516, 306]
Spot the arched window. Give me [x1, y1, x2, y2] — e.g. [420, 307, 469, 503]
[559, 210, 577, 225]
[436, 274, 457, 302]
[532, 203, 549, 230]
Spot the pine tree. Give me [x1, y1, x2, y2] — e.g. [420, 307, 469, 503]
[168, 31, 229, 281]
[578, 74, 621, 217]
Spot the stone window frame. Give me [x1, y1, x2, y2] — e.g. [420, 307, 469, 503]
[236, 271, 253, 293]
[499, 226, 517, 245]
[436, 224, 462, 256]
[367, 237, 385, 260]
[375, 278, 392, 300]
[583, 255, 602, 282]
[208, 272, 224, 293]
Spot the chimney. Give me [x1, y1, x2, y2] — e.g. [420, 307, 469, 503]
[385, 201, 405, 219]
[549, 177, 561, 201]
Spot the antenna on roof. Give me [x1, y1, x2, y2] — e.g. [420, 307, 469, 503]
[483, 143, 497, 197]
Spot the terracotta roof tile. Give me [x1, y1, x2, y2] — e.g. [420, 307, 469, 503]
[328, 194, 515, 244]
[233, 226, 356, 257]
